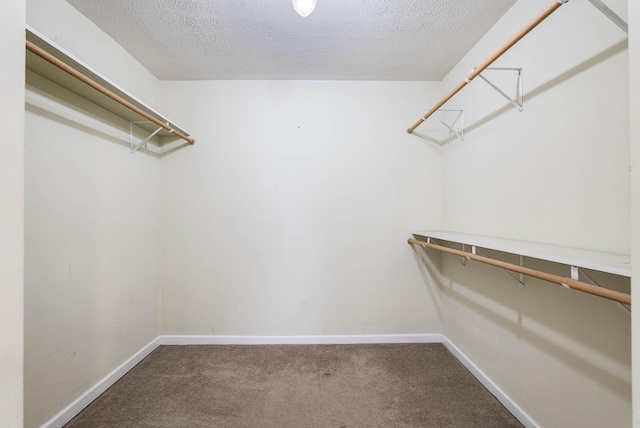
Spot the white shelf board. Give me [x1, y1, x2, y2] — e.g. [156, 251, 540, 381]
[412, 230, 631, 278]
[25, 25, 191, 140]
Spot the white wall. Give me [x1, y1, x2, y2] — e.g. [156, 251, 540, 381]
[441, 0, 629, 253]
[432, 0, 632, 426]
[24, 1, 163, 427]
[629, 1, 639, 426]
[158, 80, 443, 336]
[0, 1, 25, 427]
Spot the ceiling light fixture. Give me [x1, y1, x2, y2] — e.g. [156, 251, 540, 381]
[292, 0, 316, 17]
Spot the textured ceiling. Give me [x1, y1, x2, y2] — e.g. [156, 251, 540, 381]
[67, 0, 516, 81]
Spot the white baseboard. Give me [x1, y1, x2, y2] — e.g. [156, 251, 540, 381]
[441, 335, 539, 428]
[40, 337, 161, 428]
[160, 333, 442, 345]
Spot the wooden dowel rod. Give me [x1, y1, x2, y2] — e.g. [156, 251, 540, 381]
[26, 40, 195, 145]
[407, 0, 567, 134]
[408, 238, 631, 306]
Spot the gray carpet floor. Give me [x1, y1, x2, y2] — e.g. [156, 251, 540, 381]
[64, 343, 522, 427]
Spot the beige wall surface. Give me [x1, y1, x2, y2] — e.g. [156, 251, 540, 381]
[443, 0, 631, 254]
[441, 0, 629, 253]
[629, 1, 639, 426]
[24, 74, 163, 428]
[0, 0, 25, 427]
[435, 0, 632, 427]
[158, 80, 444, 336]
[24, 2, 164, 427]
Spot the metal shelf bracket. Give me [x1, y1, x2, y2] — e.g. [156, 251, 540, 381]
[474, 246, 525, 288]
[477, 67, 524, 112]
[434, 109, 464, 141]
[429, 237, 466, 267]
[572, 266, 631, 314]
[130, 121, 168, 154]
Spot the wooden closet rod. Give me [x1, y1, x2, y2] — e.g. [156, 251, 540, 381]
[408, 238, 631, 306]
[25, 40, 195, 145]
[407, 0, 568, 134]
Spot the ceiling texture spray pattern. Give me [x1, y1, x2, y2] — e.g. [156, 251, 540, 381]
[67, 0, 516, 81]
